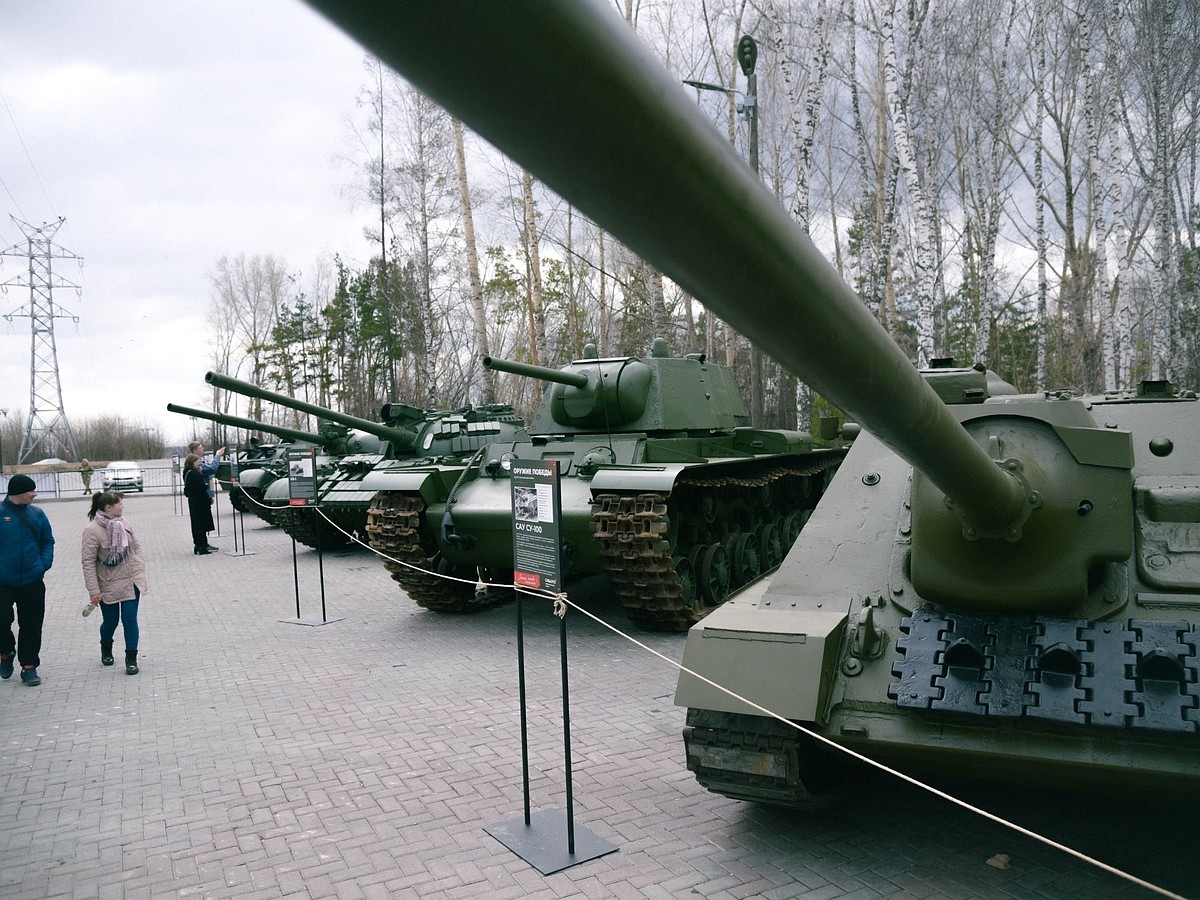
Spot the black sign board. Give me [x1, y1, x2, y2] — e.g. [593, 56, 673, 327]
[286, 447, 318, 505]
[510, 459, 563, 593]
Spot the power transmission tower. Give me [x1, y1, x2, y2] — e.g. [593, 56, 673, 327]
[1, 216, 82, 463]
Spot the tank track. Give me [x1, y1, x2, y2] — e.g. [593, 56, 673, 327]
[365, 491, 509, 612]
[682, 710, 841, 809]
[273, 506, 353, 551]
[228, 488, 250, 514]
[590, 455, 842, 631]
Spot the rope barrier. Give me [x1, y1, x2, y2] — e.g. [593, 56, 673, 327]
[215, 477, 1185, 899]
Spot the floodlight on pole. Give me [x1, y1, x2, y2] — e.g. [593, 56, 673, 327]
[682, 36, 764, 426]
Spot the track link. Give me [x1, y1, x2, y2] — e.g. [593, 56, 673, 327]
[273, 506, 353, 550]
[590, 456, 842, 631]
[683, 710, 841, 809]
[366, 491, 507, 612]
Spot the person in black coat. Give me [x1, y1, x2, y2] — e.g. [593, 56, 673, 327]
[182, 454, 217, 555]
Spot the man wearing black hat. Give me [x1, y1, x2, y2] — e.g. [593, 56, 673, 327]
[0, 474, 55, 686]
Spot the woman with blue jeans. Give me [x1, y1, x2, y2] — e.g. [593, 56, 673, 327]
[81, 491, 148, 675]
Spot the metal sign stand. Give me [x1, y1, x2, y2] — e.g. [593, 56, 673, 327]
[278, 447, 340, 627]
[485, 459, 617, 874]
[225, 447, 255, 558]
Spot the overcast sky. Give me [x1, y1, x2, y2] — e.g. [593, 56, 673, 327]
[0, 1, 379, 448]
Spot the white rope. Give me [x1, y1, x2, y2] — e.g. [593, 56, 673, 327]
[218, 479, 1184, 899]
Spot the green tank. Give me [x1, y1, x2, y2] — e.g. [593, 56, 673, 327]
[308, 2, 1200, 800]
[217, 436, 288, 515]
[366, 339, 842, 630]
[204, 372, 526, 552]
[166, 401, 355, 531]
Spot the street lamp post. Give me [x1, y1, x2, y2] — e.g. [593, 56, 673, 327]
[0, 408, 7, 475]
[684, 35, 765, 426]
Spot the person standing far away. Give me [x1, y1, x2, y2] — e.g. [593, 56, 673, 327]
[80, 459, 93, 495]
[182, 454, 216, 555]
[0, 474, 55, 687]
[187, 440, 225, 551]
[82, 490, 147, 675]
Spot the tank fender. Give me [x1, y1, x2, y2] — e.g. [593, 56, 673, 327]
[590, 464, 685, 493]
[359, 468, 440, 503]
[730, 428, 815, 454]
[675, 585, 848, 721]
[233, 468, 275, 489]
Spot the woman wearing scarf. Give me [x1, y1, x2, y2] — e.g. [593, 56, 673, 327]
[82, 490, 148, 675]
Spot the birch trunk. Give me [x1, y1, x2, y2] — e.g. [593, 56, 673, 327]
[452, 118, 493, 404]
[882, 0, 937, 366]
[521, 170, 547, 372]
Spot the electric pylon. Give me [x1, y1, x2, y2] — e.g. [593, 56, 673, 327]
[1, 216, 82, 463]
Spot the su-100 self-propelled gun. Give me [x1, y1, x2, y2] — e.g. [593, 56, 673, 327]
[362, 340, 843, 629]
[307, 1, 1200, 801]
[200, 372, 526, 553]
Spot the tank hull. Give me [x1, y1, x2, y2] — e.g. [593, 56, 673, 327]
[365, 432, 844, 629]
[676, 393, 1200, 803]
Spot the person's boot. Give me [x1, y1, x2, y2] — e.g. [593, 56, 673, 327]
[0, 654, 12, 679]
[101, 643, 114, 666]
[125, 651, 139, 676]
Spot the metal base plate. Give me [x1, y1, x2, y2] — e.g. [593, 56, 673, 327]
[485, 809, 617, 875]
[278, 616, 344, 627]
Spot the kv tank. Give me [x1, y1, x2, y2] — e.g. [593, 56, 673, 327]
[306, 3, 1200, 800]
[204, 372, 526, 552]
[364, 339, 842, 629]
[167, 401, 363, 534]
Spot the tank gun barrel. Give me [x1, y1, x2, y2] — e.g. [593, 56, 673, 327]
[482, 356, 590, 389]
[205, 371, 418, 452]
[305, 1, 1025, 533]
[166, 403, 329, 447]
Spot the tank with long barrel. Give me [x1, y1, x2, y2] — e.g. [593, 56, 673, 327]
[167, 401, 332, 525]
[308, 1, 1200, 802]
[202, 372, 528, 552]
[205, 371, 418, 454]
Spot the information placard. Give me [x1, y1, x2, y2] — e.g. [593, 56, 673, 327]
[510, 459, 563, 593]
[286, 447, 318, 505]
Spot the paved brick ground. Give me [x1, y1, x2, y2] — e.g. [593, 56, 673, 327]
[1, 492, 1194, 899]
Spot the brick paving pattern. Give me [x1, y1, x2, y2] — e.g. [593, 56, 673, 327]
[1, 492, 1194, 898]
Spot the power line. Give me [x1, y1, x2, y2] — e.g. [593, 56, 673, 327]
[0, 83, 56, 216]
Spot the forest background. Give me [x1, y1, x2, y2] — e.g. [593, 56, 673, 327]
[31, 0, 1200, 459]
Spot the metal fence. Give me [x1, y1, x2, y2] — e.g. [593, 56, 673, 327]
[0, 464, 190, 500]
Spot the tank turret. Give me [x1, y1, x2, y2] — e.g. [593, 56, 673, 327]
[308, 2, 1200, 802]
[484, 340, 746, 432]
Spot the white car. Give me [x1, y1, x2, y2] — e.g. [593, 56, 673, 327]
[102, 461, 144, 492]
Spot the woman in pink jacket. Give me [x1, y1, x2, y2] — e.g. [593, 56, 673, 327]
[82, 491, 148, 675]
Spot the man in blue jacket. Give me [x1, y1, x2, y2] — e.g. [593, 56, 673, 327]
[0, 474, 55, 686]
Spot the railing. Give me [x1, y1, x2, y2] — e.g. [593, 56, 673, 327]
[0, 464, 202, 500]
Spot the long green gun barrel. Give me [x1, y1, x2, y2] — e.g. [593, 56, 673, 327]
[482, 356, 590, 389]
[304, 1, 1026, 535]
[166, 403, 329, 448]
[205, 371, 418, 453]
